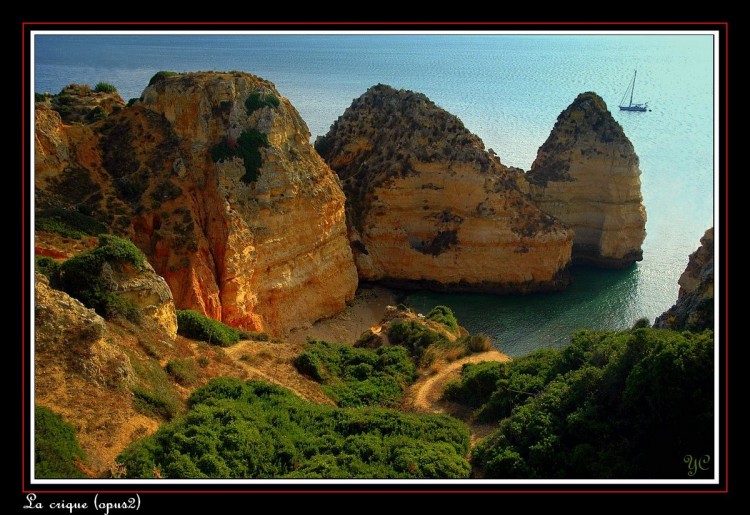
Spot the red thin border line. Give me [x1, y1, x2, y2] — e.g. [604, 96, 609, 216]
[21, 21, 729, 495]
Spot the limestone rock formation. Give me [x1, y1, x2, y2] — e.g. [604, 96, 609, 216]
[654, 228, 714, 331]
[35, 72, 358, 334]
[108, 259, 178, 339]
[41, 83, 126, 125]
[526, 92, 647, 268]
[35, 272, 131, 387]
[317, 84, 573, 293]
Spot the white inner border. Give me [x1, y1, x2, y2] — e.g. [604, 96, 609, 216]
[29, 29, 722, 486]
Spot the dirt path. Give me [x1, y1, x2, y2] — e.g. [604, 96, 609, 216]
[223, 341, 334, 406]
[404, 350, 510, 446]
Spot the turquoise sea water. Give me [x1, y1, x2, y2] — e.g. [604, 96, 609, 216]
[34, 33, 715, 356]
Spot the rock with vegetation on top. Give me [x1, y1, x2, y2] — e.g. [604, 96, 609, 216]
[526, 92, 647, 268]
[654, 227, 714, 331]
[318, 84, 573, 293]
[39, 83, 125, 125]
[35, 72, 358, 335]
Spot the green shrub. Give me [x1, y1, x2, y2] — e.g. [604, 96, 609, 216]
[244, 91, 280, 114]
[210, 129, 269, 184]
[133, 389, 179, 420]
[443, 361, 506, 407]
[56, 235, 145, 322]
[35, 406, 86, 478]
[117, 378, 470, 479]
[126, 98, 139, 107]
[465, 333, 493, 353]
[632, 317, 650, 329]
[94, 82, 117, 93]
[426, 305, 459, 333]
[165, 359, 198, 386]
[387, 319, 448, 361]
[84, 106, 107, 123]
[471, 328, 714, 478]
[148, 71, 178, 87]
[35, 256, 61, 284]
[294, 340, 416, 407]
[176, 310, 239, 347]
[35, 208, 107, 239]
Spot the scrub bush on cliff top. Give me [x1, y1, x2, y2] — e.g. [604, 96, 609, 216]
[93, 82, 117, 93]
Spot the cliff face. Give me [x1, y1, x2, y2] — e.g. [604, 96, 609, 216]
[318, 84, 573, 292]
[35, 72, 358, 334]
[654, 228, 714, 331]
[526, 92, 647, 268]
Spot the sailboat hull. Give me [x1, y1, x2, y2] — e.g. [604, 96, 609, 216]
[619, 105, 648, 112]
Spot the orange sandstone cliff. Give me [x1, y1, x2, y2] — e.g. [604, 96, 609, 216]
[35, 72, 358, 334]
[526, 92, 647, 268]
[317, 84, 573, 292]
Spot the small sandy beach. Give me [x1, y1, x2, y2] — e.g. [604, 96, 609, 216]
[287, 285, 399, 345]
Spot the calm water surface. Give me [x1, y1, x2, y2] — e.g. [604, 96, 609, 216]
[34, 34, 715, 355]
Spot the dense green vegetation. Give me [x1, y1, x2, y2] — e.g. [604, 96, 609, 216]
[387, 319, 449, 362]
[210, 129, 269, 183]
[35, 406, 86, 478]
[446, 328, 714, 478]
[56, 235, 145, 322]
[148, 71, 178, 87]
[35, 207, 108, 239]
[35, 256, 61, 283]
[176, 310, 240, 347]
[426, 305, 459, 333]
[117, 378, 470, 478]
[93, 82, 117, 93]
[294, 340, 416, 407]
[244, 91, 280, 114]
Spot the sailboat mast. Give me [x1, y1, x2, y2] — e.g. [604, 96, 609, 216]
[629, 70, 636, 107]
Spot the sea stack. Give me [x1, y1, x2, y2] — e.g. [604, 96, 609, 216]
[317, 84, 573, 293]
[35, 72, 358, 334]
[526, 92, 647, 268]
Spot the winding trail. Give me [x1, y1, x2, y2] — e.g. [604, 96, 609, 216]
[404, 350, 511, 445]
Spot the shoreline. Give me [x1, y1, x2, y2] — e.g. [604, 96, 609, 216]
[287, 285, 399, 345]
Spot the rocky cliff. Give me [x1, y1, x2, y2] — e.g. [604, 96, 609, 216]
[317, 84, 573, 292]
[526, 92, 647, 268]
[35, 72, 358, 334]
[654, 228, 714, 331]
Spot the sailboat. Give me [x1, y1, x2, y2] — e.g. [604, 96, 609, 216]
[619, 70, 649, 112]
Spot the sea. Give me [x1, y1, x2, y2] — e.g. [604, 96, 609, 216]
[33, 33, 716, 356]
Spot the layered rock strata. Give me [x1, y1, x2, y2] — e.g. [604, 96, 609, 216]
[526, 92, 647, 268]
[317, 84, 573, 292]
[35, 72, 358, 334]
